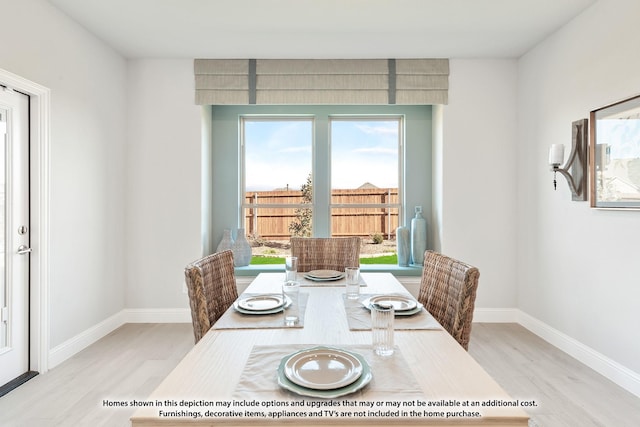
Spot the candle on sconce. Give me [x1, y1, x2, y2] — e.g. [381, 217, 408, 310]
[548, 144, 565, 166]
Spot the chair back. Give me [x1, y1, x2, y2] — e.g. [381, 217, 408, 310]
[184, 250, 238, 344]
[290, 237, 361, 273]
[417, 250, 479, 350]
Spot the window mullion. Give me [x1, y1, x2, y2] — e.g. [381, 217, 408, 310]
[313, 115, 331, 237]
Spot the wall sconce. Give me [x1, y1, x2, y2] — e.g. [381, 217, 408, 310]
[548, 118, 588, 201]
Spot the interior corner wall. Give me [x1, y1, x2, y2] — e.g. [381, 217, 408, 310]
[0, 0, 127, 348]
[125, 59, 202, 309]
[517, 0, 640, 375]
[441, 59, 519, 309]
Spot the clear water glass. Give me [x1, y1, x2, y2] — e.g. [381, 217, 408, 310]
[282, 280, 300, 326]
[371, 302, 394, 356]
[345, 267, 360, 300]
[285, 256, 298, 282]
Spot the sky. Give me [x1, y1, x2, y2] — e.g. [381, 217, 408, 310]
[244, 118, 399, 191]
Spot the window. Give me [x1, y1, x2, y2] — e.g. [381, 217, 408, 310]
[242, 117, 314, 244]
[210, 105, 432, 267]
[241, 112, 402, 264]
[330, 118, 401, 246]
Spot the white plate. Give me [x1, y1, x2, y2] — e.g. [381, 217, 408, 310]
[306, 269, 343, 279]
[278, 347, 371, 398]
[233, 296, 291, 315]
[303, 274, 345, 282]
[361, 295, 423, 316]
[284, 347, 363, 390]
[237, 295, 284, 311]
[368, 294, 418, 311]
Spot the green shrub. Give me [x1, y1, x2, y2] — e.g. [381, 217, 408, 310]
[371, 233, 384, 244]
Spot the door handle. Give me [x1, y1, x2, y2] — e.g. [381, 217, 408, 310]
[17, 245, 32, 255]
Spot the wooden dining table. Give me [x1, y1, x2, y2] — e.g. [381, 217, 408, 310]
[130, 272, 528, 426]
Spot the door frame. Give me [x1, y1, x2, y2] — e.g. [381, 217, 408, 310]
[0, 68, 51, 374]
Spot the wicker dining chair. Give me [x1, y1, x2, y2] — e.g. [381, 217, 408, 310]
[417, 250, 480, 351]
[290, 237, 361, 273]
[184, 250, 238, 344]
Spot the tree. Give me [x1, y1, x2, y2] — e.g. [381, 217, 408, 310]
[289, 173, 312, 237]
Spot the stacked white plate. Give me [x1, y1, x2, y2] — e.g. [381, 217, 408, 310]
[362, 294, 424, 316]
[303, 269, 345, 281]
[277, 346, 372, 398]
[233, 294, 291, 315]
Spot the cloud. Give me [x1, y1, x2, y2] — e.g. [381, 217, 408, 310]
[355, 123, 398, 136]
[352, 147, 397, 155]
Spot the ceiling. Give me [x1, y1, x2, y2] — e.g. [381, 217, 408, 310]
[48, 0, 597, 59]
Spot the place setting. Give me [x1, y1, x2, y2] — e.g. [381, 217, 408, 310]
[276, 346, 373, 399]
[232, 294, 292, 315]
[361, 294, 423, 317]
[213, 291, 308, 330]
[302, 269, 345, 282]
[344, 293, 443, 331]
[235, 340, 425, 403]
[299, 268, 367, 288]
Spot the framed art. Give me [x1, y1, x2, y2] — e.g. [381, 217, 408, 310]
[590, 94, 640, 209]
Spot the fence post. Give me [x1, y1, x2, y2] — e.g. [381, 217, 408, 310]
[252, 193, 258, 237]
[387, 188, 391, 239]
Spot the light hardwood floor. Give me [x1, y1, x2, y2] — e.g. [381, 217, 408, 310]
[469, 324, 640, 427]
[1, 323, 639, 426]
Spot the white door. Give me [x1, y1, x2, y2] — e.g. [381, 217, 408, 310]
[0, 87, 30, 387]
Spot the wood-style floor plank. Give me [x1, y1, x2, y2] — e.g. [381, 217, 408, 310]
[1, 322, 639, 426]
[0, 323, 193, 427]
[468, 323, 640, 427]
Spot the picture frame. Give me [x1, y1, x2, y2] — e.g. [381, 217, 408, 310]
[590, 94, 640, 209]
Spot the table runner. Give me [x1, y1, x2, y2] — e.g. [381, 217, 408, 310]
[343, 294, 443, 331]
[213, 293, 309, 329]
[234, 344, 424, 403]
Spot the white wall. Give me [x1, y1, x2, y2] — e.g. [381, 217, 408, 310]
[517, 0, 640, 373]
[0, 0, 127, 347]
[442, 59, 519, 309]
[125, 59, 201, 309]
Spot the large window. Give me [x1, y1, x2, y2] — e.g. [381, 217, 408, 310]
[210, 105, 432, 267]
[241, 114, 402, 263]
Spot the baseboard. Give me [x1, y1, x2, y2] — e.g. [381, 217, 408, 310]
[48, 310, 126, 369]
[123, 308, 191, 323]
[517, 309, 640, 398]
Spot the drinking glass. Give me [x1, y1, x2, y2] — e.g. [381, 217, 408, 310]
[285, 256, 298, 282]
[371, 302, 394, 356]
[345, 267, 360, 300]
[282, 280, 300, 326]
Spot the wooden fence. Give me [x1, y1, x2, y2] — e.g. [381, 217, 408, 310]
[244, 188, 398, 240]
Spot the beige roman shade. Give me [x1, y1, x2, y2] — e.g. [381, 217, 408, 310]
[194, 59, 449, 105]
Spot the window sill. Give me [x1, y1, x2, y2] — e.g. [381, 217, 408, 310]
[234, 264, 423, 277]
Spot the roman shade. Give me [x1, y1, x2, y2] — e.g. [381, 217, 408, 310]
[194, 59, 449, 105]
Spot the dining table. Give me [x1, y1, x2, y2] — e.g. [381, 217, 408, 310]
[130, 272, 529, 426]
